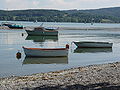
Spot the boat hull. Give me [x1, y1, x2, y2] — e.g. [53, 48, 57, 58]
[25, 30, 58, 36]
[2, 23, 23, 29]
[8, 26, 23, 29]
[74, 42, 113, 48]
[23, 47, 68, 57]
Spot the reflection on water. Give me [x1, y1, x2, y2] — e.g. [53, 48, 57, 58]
[25, 35, 60, 48]
[25, 35, 58, 42]
[23, 57, 68, 64]
[1, 22, 120, 78]
[74, 48, 112, 53]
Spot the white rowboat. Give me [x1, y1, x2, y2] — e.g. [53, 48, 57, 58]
[74, 41, 113, 48]
[23, 45, 69, 57]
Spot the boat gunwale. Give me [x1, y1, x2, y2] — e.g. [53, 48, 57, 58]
[25, 29, 58, 32]
[24, 56, 68, 58]
[77, 46, 112, 48]
[74, 41, 113, 44]
[23, 47, 68, 51]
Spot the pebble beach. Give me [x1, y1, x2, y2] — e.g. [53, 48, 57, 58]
[0, 62, 120, 90]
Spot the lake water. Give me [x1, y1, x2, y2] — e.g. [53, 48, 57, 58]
[1, 21, 120, 78]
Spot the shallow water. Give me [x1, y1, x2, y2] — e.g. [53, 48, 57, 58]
[0, 21, 120, 77]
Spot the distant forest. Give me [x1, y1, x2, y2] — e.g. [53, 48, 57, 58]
[0, 7, 120, 23]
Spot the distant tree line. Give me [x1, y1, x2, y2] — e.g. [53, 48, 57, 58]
[0, 8, 120, 23]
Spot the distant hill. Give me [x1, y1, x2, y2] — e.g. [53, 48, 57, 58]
[80, 7, 120, 18]
[65, 7, 120, 17]
[0, 7, 120, 23]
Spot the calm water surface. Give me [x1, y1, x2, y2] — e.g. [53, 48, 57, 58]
[0, 21, 120, 77]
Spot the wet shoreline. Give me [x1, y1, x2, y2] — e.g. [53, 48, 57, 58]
[1, 26, 120, 30]
[1, 62, 120, 90]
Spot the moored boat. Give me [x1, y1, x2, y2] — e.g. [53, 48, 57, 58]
[2, 22, 24, 29]
[23, 44, 69, 57]
[25, 27, 58, 36]
[73, 41, 113, 48]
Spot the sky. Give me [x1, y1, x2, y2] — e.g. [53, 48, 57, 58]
[1, 0, 120, 10]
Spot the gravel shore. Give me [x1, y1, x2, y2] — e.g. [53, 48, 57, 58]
[1, 62, 120, 90]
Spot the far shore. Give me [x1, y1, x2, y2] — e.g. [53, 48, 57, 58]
[59, 27, 120, 30]
[1, 61, 120, 90]
[1, 26, 120, 31]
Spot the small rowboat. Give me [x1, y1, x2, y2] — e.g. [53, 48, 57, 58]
[73, 41, 113, 48]
[25, 27, 58, 36]
[2, 22, 24, 29]
[23, 44, 69, 57]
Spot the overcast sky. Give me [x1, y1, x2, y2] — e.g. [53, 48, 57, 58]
[1, 0, 120, 10]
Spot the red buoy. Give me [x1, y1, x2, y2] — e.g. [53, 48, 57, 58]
[66, 44, 69, 49]
[16, 51, 21, 59]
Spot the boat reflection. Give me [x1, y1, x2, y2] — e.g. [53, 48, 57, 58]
[25, 35, 58, 42]
[74, 48, 112, 53]
[23, 57, 68, 64]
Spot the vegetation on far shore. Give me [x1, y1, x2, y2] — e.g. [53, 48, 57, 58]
[0, 7, 120, 23]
